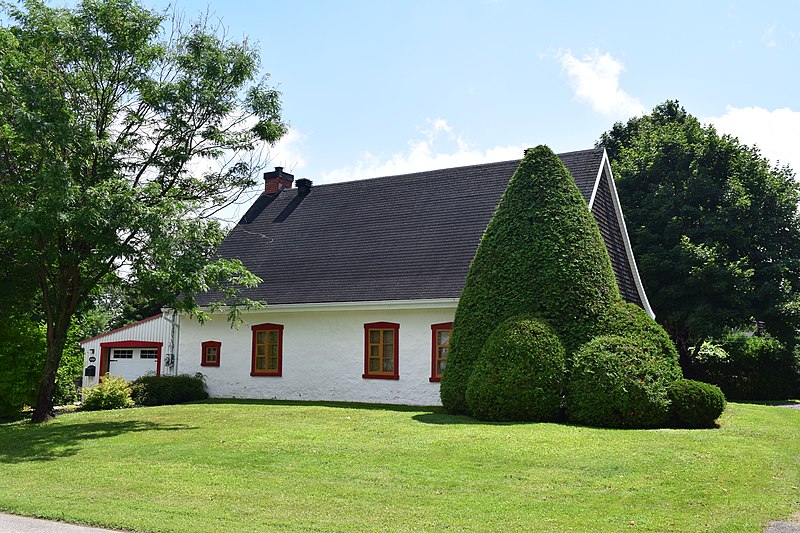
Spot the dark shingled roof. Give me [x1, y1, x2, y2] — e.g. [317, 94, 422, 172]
[199, 148, 640, 307]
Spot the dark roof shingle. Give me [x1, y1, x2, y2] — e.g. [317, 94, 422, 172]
[201, 148, 620, 306]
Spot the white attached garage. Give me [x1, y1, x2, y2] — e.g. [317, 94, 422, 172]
[79, 313, 175, 388]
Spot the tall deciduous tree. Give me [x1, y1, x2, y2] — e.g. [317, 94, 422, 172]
[0, 0, 287, 422]
[598, 101, 800, 366]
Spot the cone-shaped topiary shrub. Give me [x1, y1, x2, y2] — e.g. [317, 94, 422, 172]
[667, 378, 726, 428]
[566, 335, 683, 428]
[441, 145, 619, 414]
[595, 301, 680, 367]
[465, 316, 565, 422]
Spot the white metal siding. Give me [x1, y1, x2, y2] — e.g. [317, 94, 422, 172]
[80, 314, 173, 388]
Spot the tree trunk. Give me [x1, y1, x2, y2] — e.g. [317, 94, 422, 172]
[31, 312, 71, 423]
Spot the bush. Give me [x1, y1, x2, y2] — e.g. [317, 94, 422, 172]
[81, 373, 134, 410]
[130, 373, 208, 406]
[595, 301, 680, 367]
[465, 317, 565, 422]
[690, 333, 800, 401]
[566, 335, 683, 428]
[441, 145, 620, 414]
[667, 379, 726, 428]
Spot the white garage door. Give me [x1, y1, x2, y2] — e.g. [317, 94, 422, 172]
[108, 348, 158, 382]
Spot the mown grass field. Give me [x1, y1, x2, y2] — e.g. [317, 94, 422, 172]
[0, 400, 797, 532]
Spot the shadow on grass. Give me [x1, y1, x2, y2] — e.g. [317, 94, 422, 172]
[0, 420, 194, 463]
[200, 397, 444, 414]
[411, 412, 521, 425]
[201, 398, 527, 425]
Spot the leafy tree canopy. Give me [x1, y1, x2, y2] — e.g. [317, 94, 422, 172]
[598, 101, 800, 362]
[0, 0, 287, 421]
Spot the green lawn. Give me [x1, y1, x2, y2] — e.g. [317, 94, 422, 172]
[0, 401, 797, 532]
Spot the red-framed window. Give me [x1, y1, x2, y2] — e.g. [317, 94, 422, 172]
[362, 322, 400, 380]
[430, 322, 453, 382]
[201, 341, 221, 367]
[251, 323, 283, 376]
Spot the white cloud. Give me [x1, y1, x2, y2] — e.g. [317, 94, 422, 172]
[762, 26, 778, 48]
[266, 127, 308, 174]
[557, 49, 645, 118]
[319, 119, 528, 184]
[704, 106, 800, 173]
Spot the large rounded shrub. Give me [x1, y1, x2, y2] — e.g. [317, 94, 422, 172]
[465, 317, 565, 422]
[667, 378, 726, 428]
[566, 335, 683, 428]
[441, 145, 620, 414]
[594, 301, 679, 368]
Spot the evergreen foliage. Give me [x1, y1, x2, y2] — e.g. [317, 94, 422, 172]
[465, 317, 565, 422]
[566, 335, 683, 428]
[441, 145, 619, 414]
[667, 378, 726, 428]
[595, 301, 680, 368]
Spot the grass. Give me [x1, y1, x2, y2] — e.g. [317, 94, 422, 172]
[0, 400, 798, 532]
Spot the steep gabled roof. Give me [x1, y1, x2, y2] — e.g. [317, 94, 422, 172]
[199, 148, 651, 315]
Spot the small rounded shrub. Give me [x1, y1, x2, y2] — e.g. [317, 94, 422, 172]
[667, 378, 726, 428]
[594, 301, 680, 368]
[81, 373, 134, 411]
[566, 335, 683, 428]
[130, 373, 209, 406]
[465, 316, 565, 422]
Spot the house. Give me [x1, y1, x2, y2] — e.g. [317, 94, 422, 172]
[167, 148, 653, 406]
[79, 313, 176, 389]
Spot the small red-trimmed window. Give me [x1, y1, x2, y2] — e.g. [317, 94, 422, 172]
[251, 323, 283, 376]
[201, 341, 221, 367]
[430, 322, 453, 382]
[363, 322, 399, 380]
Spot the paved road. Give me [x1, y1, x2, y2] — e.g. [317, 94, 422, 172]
[0, 513, 124, 533]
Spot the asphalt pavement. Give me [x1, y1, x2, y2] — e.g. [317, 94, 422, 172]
[0, 513, 124, 533]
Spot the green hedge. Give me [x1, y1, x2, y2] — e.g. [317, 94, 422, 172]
[130, 373, 209, 406]
[689, 333, 800, 401]
[465, 316, 565, 422]
[667, 379, 726, 428]
[566, 335, 683, 428]
[441, 145, 619, 414]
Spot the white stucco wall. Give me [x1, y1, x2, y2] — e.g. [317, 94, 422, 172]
[177, 302, 457, 406]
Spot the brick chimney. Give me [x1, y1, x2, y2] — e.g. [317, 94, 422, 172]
[263, 167, 294, 194]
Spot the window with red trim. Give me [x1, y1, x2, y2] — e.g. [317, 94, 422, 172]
[363, 322, 399, 379]
[251, 323, 283, 376]
[430, 322, 453, 382]
[201, 341, 221, 367]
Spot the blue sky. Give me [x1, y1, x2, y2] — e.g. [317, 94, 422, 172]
[50, 0, 800, 220]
